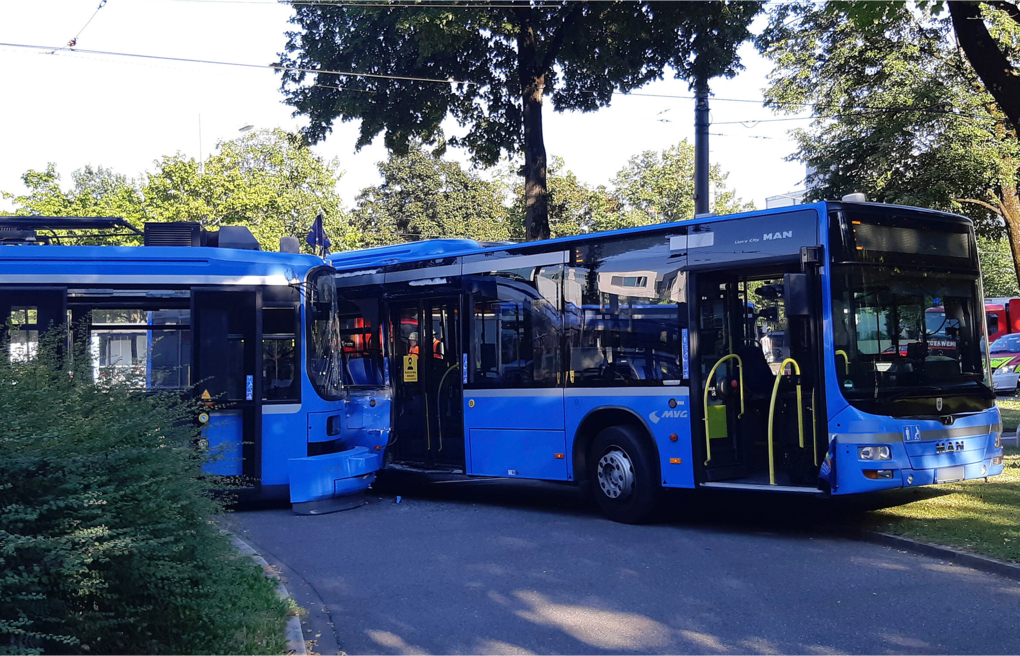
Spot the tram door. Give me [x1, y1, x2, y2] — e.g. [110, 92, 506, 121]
[192, 289, 262, 482]
[390, 297, 464, 469]
[696, 271, 821, 487]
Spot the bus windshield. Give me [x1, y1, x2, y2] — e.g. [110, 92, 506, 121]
[831, 264, 991, 409]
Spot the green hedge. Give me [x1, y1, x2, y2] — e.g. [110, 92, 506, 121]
[0, 332, 290, 654]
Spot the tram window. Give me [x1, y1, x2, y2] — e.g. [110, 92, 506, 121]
[564, 236, 686, 386]
[308, 271, 344, 400]
[9, 306, 40, 362]
[263, 308, 298, 401]
[89, 308, 191, 389]
[340, 298, 385, 387]
[471, 266, 561, 389]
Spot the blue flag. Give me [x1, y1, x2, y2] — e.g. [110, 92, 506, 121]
[305, 212, 331, 256]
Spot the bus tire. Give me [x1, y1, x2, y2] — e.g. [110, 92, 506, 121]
[589, 425, 660, 524]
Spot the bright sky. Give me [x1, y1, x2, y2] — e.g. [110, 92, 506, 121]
[0, 1, 812, 215]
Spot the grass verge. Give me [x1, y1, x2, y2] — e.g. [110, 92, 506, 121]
[998, 397, 1020, 432]
[860, 446, 1020, 564]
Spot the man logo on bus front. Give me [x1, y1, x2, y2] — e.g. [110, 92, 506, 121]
[936, 397, 943, 412]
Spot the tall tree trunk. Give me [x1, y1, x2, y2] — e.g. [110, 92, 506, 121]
[997, 181, 1020, 290]
[950, 1, 1020, 135]
[517, 14, 550, 242]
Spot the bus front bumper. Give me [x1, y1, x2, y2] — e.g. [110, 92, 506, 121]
[836, 449, 1005, 493]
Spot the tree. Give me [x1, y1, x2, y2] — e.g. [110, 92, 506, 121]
[352, 146, 514, 246]
[611, 140, 754, 225]
[503, 156, 622, 239]
[2, 130, 355, 253]
[818, 2, 1020, 139]
[144, 128, 357, 252]
[2, 164, 147, 242]
[980, 235, 1020, 297]
[503, 143, 754, 239]
[759, 3, 1020, 277]
[277, 1, 761, 241]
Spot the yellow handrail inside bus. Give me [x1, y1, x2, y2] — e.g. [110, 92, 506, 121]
[703, 354, 745, 465]
[811, 388, 818, 467]
[835, 350, 849, 375]
[767, 358, 804, 485]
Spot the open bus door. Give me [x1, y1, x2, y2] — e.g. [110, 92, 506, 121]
[389, 297, 464, 469]
[693, 253, 826, 491]
[192, 288, 263, 485]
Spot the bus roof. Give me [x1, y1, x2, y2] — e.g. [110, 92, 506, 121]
[326, 200, 974, 271]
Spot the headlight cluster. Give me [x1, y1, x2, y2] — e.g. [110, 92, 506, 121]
[858, 445, 892, 460]
[995, 364, 1020, 376]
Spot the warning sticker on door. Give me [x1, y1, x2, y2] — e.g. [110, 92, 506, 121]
[403, 355, 418, 382]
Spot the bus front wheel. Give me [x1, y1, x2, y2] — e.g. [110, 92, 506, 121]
[589, 425, 659, 524]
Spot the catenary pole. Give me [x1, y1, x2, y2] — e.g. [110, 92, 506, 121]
[694, 75, 710, 216]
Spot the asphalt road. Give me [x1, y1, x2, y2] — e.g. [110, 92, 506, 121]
[229, 476, 1020, 655]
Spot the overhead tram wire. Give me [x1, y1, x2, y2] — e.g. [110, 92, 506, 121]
[595, 90, 993, 121]
[0, 42, 477, 86]
[0, 41, 993, 123]
[51, 0, 109, 53]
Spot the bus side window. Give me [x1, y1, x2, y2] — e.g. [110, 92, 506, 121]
[564, 236, 686, 386]
[470, 268, 562, 389]
[263, 307, 298, 401]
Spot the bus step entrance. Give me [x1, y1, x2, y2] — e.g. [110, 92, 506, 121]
[704, 462, 748, 482]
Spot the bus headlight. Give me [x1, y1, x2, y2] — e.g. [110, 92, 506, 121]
[858, 445, 892, 460]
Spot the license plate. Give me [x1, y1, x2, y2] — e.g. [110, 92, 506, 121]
[936, 465, 965, 484]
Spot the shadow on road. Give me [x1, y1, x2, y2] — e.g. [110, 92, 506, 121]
[369, 469, 951, 537]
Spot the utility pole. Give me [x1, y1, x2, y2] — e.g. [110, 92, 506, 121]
[694, 75, 710, 216]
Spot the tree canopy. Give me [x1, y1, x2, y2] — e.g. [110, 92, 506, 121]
[611, 140, 754, 225]
[823, 1, 1020, 138]
[145, 129, 356, 251]
[351, 140, 754, 246]
[759, 2, 1020, 286]
[277, 1, 761, 240]
[3, 129, 355, 252]
[352, 146, 514, 246]
[2, 164, 147, 236]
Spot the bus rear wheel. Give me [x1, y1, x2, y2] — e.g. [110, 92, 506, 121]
[589, 425, 659, 524]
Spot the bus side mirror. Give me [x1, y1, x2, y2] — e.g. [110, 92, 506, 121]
[784, 273, 810, 316]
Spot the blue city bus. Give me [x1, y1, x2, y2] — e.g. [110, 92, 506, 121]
[0, 218, 377, 513]
[322, 201, 1005, 523]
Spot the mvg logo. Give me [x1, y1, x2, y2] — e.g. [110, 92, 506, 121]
[763, 231, 793, 241]
[649, 410, 688, 424]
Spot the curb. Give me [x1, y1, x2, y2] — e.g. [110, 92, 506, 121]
[849, 530, 1020, 581]
[232, 537, 307, 656]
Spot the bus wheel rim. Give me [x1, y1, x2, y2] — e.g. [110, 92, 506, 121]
[597, 449, 635, 499]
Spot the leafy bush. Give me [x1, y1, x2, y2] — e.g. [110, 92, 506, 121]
[0, 331, 290, 654]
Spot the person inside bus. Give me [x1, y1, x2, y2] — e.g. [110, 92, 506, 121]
[408, 331, 444, 359]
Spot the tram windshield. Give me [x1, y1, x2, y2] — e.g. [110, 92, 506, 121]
[308, 269, 344, 399]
